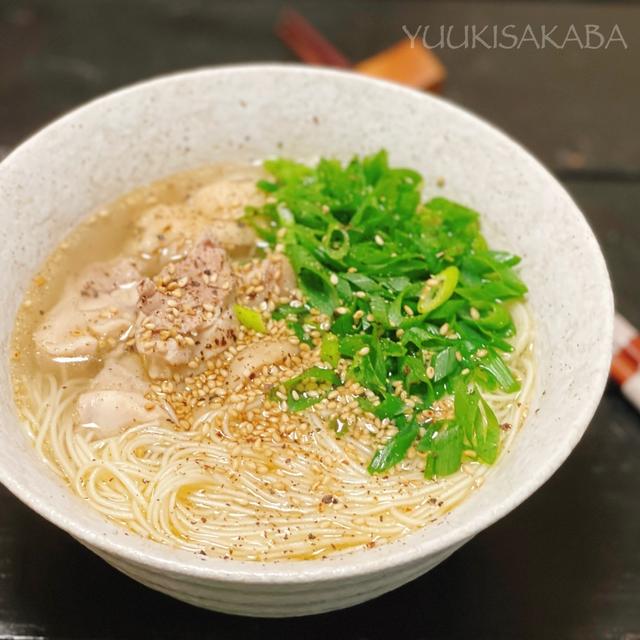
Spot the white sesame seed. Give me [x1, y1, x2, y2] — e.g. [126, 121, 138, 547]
[426, 366, 435, 379]
[358, 347, 370, 356]
[470, 307, 480, 320]
[439, 323, 449, 336]
[476, 348, 488, 358]
[335, 306, 349, 315]
[329, 273, 339, 285]
[374, 234, 384, 246]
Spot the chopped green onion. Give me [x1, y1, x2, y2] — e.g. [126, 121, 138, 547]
[330, 416, 349, 438]
[433, 346, 459, 382]
[254, 151, 528, 479]
[418, 266, 459, 315]
[233, 304, 267, 333]
[420, 421, 464, 477]
[320, 333, 340, 367]
[368, 420, 420, 474]
[278, 366, 340, 412]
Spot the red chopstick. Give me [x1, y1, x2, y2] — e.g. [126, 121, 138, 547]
[276, 9, 351, 69]
[612, 313, 640, 410]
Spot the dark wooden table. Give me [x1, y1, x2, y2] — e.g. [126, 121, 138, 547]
[1, 2, 639, 638]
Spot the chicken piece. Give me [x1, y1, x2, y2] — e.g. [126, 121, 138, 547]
[227, 340, 300, 390]
[76, 351, 167, 439]
[127, 204, 200, 265]
[206, 219, 257, 259]
[127, 203, 257, 268]
[237, 254, 297, 307]
[134, 236, 239, 378]
[34, 258, 140, 363]
[126, 167, 265, 268]
[187, 170, 266, 220]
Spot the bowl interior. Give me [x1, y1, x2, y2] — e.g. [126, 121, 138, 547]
[0, 65, 612, 580]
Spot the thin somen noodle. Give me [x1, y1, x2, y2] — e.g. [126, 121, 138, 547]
[16, 301, 533, 561]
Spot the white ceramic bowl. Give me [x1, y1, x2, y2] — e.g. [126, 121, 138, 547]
[0, 65, 612, 617]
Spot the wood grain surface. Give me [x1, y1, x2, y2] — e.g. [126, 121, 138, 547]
[0, 2, 638, 638]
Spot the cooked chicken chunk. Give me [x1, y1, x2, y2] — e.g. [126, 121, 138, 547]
[135, 236, 239, 378]
[206, 219, 257, 259]
[187, 169, 266, 220]
[127, 202, 257, 268]
[227, 340, 300, 390]
[237, 254, 297, 307]
[126, 169, 264, 269]
[76, 351, 167, 439]
[34, 258, 140, 362]
[127, 203, 199, 265]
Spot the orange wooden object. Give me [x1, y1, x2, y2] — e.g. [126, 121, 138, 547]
[355, 40, 446, 91]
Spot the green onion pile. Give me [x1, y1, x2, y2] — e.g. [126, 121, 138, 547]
[244, 151, 528, 478]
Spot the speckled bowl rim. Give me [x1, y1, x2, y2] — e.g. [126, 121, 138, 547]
[0, 64, 613, 584]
